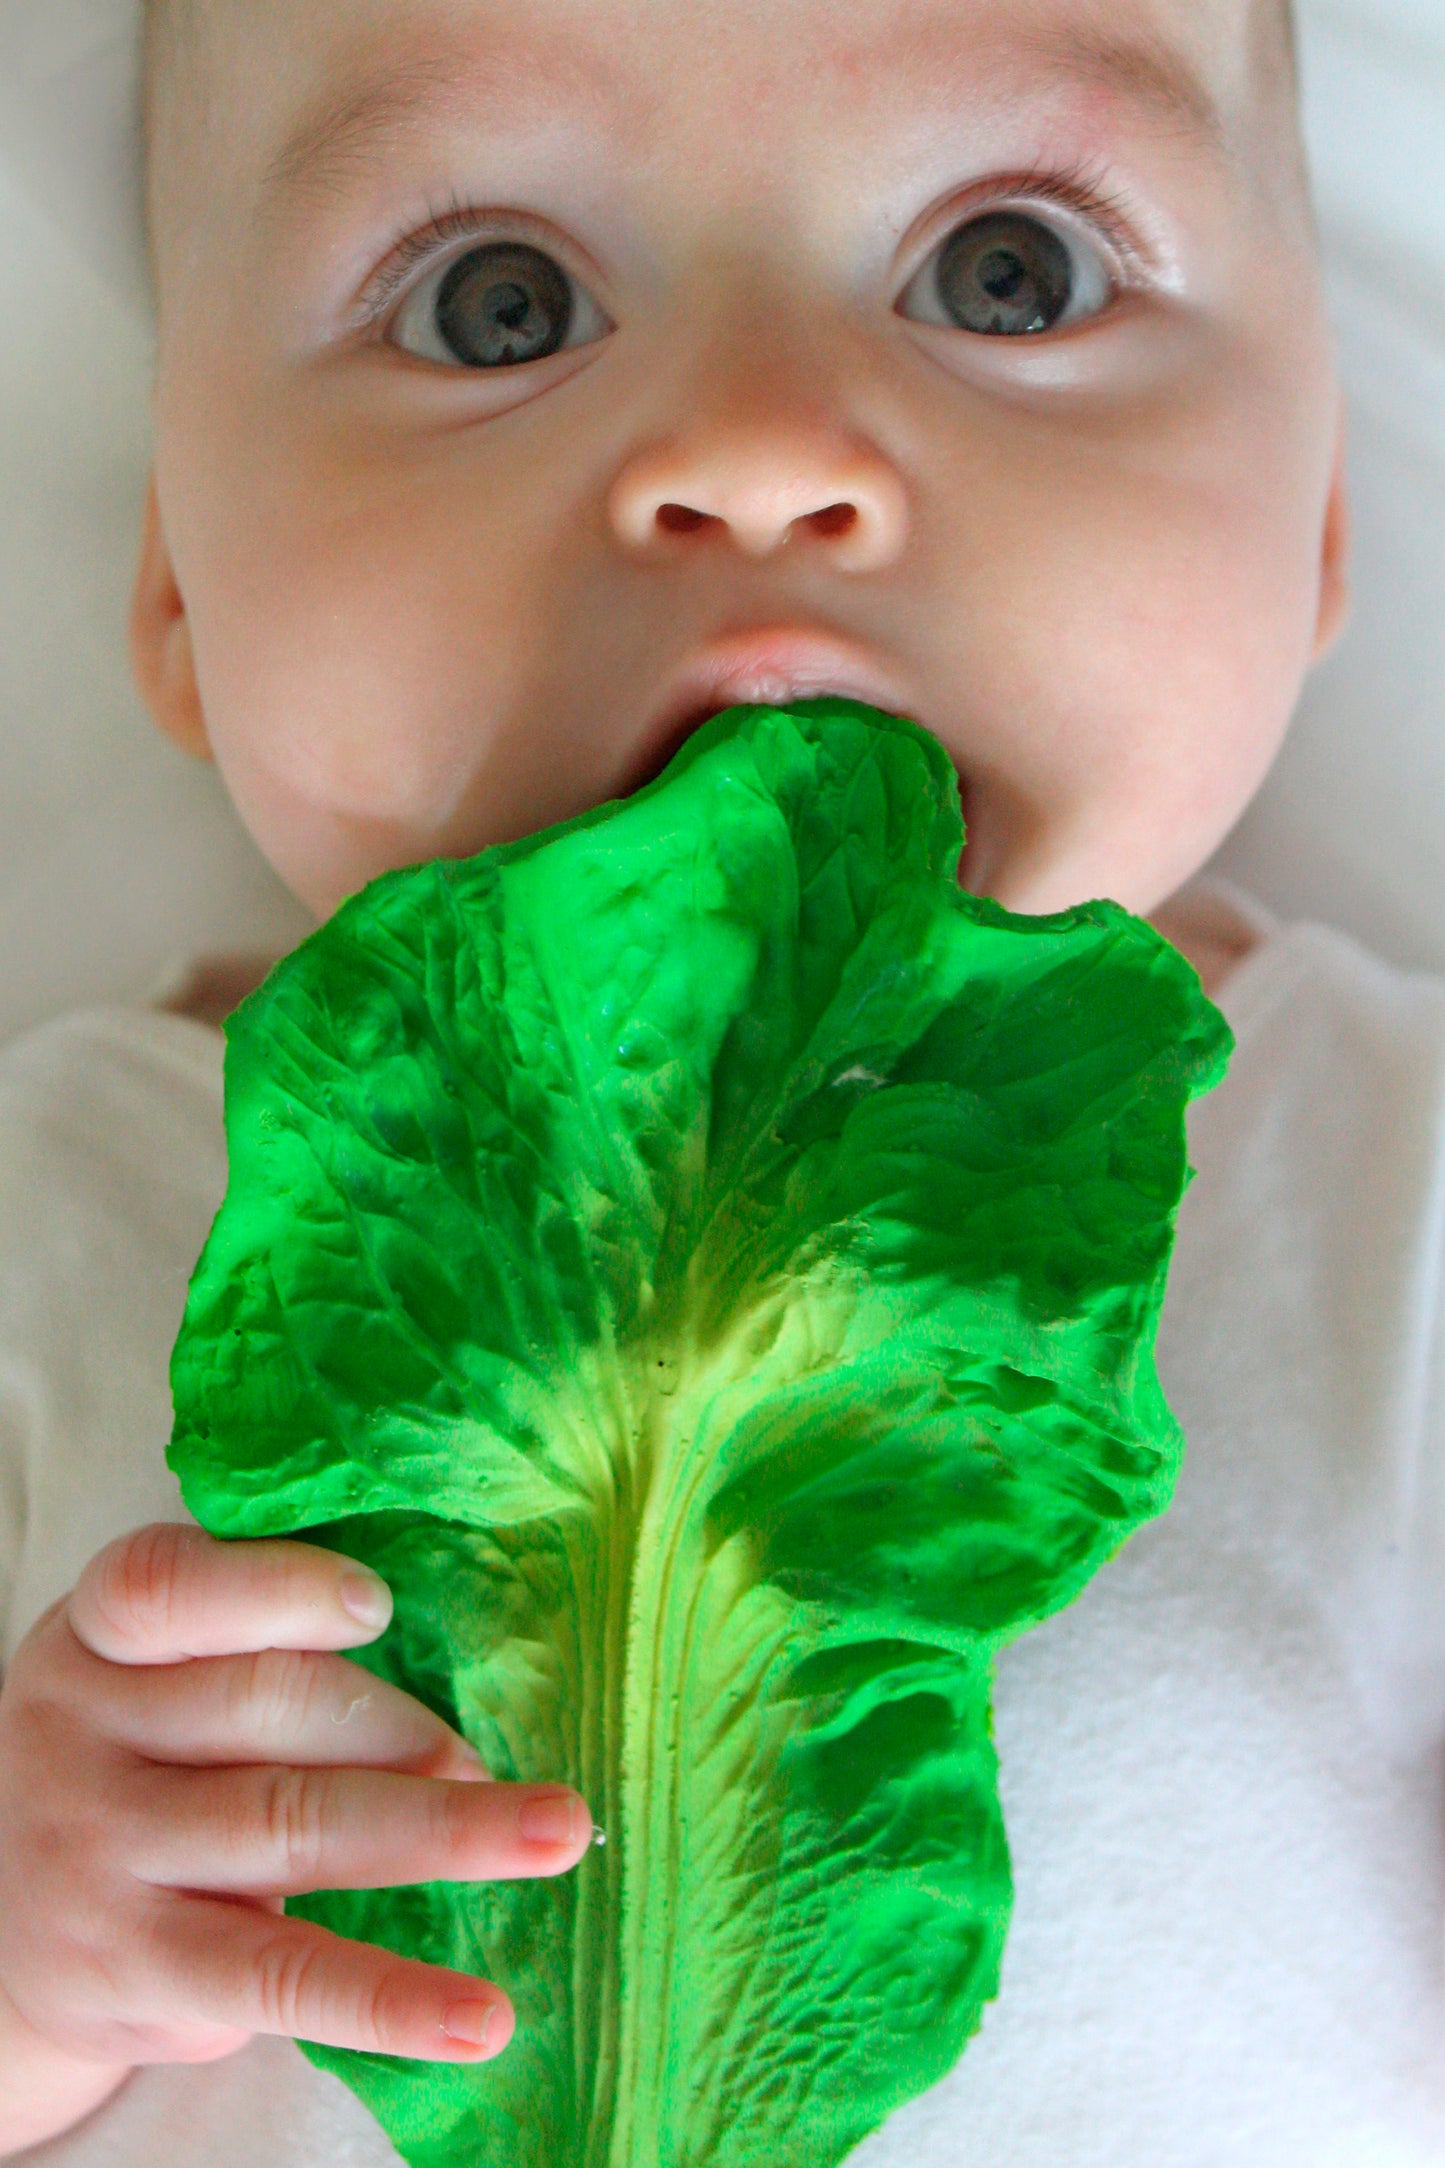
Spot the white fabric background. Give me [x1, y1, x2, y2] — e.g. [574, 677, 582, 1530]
[0, 0, 1442, 1049]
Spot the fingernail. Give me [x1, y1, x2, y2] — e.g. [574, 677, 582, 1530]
[453, 1740, 491, 1781]
[519, 1789, 583, 1846]
[442, 2000, 504, 2051]
[339, 1570, 393, 1629]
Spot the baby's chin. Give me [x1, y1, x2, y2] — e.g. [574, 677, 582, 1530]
[957, 773, 1249, 932]
[954, 813, 1158, 923]
[966, 833, 1254, 997]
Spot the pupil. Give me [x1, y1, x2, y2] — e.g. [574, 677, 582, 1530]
[435, 243, 573, 368]
[936, 212, 1075, 337]
[978, 249, 1027, 302]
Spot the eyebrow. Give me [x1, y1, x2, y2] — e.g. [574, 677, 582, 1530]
[260, 43, 635, 213]
[1026, 23, 1228, 149]
[260, 15, 1226, 219]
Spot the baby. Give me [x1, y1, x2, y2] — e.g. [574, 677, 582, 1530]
[4, 0, 1444, 2160]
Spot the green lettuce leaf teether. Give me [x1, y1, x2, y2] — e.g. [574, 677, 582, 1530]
[168, 698, 1231, 2168]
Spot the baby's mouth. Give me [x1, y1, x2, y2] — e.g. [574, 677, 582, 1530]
[623, 626, 922, 798]
[622, 696, 732, 796]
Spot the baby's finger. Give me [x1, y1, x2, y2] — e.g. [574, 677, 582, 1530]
[132, 1764, 593, 1897]
[148, 1895, 515, 2061]
[68, 1524, 395, 1667]
[85, 1646, 490, 1780]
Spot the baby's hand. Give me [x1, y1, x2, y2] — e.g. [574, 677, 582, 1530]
[0, 1523, 592, 2154]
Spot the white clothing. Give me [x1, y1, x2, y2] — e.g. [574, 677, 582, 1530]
[4, 891, 1445, 2166]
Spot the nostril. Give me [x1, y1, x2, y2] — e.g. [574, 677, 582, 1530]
[654, 502, 859, 542]
[656, 503, 715, 534]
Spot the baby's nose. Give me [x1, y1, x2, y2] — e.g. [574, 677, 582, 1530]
[607, 430, 908, 574]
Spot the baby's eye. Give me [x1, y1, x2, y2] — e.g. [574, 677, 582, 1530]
[388, 239, 610, 369]
[898, 206, 1114, 338]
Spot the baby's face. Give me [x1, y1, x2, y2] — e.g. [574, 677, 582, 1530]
[135, 0, 1346, 923]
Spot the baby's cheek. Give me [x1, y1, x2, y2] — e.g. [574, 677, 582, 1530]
[938, 453, 1314, 916]
[184, 554, 509, 910]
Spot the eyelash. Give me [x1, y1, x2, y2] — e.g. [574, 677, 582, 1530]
[358, 193, 541, 324]
[357, 159, 1145, 334]
[936, 158, 1142, 275]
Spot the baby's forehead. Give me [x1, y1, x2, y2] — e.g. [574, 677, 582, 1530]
[146, 0, 1296, 275]
[156, 0, 1285, 140]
